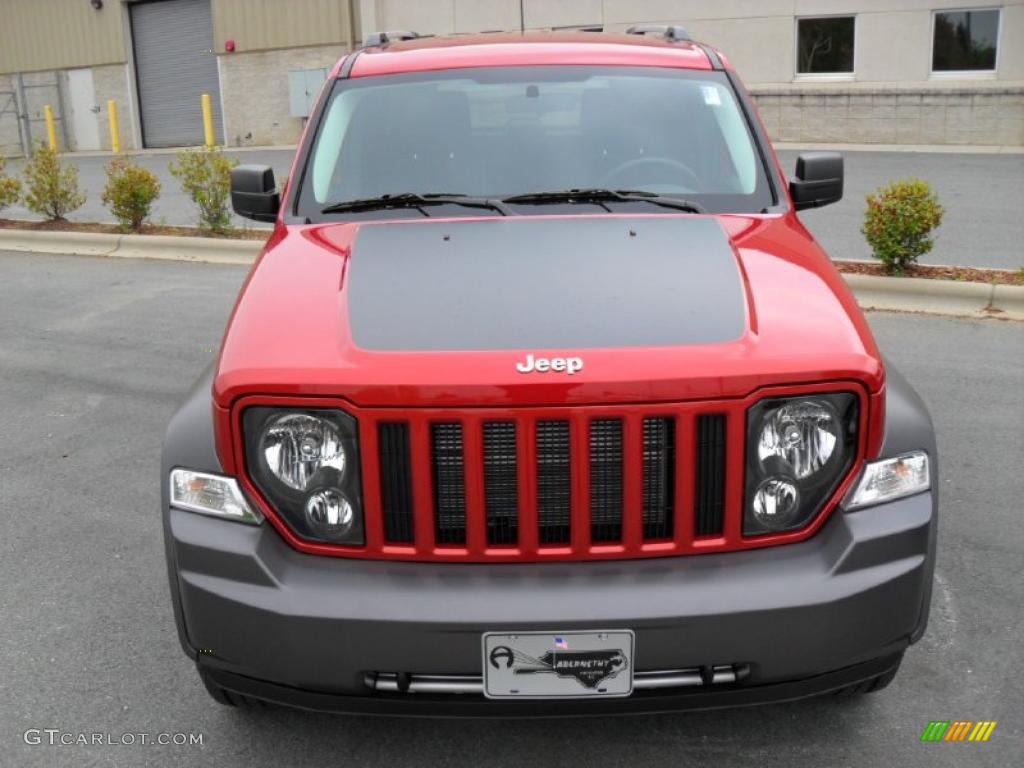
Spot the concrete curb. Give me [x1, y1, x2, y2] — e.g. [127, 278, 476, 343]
[1, 229, 1021, 320]
[0, 229, 260, 265]
[842, 274, 1024, 321]
[111, 234, 260, 265]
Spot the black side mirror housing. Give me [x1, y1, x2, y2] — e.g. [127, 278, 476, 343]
[231, 164, 280, 222]
[789, 152, 843, 210]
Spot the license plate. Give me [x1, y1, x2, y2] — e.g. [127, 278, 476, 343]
[482, 630, 634, 699]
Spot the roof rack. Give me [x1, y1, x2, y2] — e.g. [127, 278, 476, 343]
[363, 30, 422, 47]
[551, 24, 604, 32]
[625, 24, 691, 42]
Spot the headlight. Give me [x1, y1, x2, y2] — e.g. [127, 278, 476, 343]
[261, 413, 346, 490]
[244, 407, 364, 545]
[745, 393, 858, 535]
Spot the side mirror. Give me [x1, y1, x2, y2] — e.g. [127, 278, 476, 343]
[789, 152, 843, 210]
[231, 164, 280, 222]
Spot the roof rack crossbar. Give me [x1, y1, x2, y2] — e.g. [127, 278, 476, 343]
[363, 30, 421, 47]
[625, 24, 691, 42]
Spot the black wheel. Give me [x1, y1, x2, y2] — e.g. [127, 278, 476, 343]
[198, 667, 270, 709]
[832, 655, 902, 698]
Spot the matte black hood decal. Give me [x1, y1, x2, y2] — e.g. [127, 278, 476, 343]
[347, 217, 746, 351]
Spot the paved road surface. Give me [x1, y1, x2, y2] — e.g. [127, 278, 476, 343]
[0, 251, 1022, 767]
[3, 148, 1022, 269]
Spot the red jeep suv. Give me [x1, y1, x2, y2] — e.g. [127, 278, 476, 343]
[162, 27, 937, 714]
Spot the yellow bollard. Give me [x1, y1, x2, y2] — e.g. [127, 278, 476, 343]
[44, 105, 58, 151]
[107, 100, 120, 154]
[201, 93, 215, 147]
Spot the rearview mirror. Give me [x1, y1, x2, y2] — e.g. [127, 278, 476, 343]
[231, 164, 280, 222]
[790, 152, 843, 210]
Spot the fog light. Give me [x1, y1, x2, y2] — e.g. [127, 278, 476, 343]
[304, 489, 354, 539]
[751, 476, 800, 530]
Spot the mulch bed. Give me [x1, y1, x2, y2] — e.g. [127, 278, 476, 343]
[834, 259, 1022, 287]
[1, 218, 1021, 284]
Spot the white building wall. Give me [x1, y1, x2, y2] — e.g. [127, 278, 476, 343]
[366, 0, 1023, 146]
[372, 0, 1023, 86]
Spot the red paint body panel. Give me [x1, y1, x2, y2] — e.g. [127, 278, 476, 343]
[211, 36, 887, 562]
[214, 215, 883, 410]
[349, 33, 713, 78]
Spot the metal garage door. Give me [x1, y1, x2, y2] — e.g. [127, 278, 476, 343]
[131, 0, 224, 148]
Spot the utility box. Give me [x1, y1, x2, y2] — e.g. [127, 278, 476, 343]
[288, 68, 328, 118]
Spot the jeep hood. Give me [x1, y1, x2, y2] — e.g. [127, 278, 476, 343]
[215, 214, 883, 407]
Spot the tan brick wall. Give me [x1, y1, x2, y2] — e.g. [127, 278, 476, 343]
[91, 64, 138, 152]
[752, 87, 1024, 146]
[218, 45, 347, 147]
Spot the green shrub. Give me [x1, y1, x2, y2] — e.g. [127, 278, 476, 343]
[101, 158, 161, 232]
[21, 144, 85, 220]
[862, 178, 944, 275]
[0, 155, 21, 212]
[169, 147, 236, 233]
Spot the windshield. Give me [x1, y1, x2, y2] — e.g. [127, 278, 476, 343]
[298, 66, 774, 218]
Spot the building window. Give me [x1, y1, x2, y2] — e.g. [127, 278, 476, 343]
[932, 9, 1000, 72]
[796, 16, 855, 75]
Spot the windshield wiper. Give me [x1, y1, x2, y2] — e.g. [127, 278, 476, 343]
[321, 193, 509, 216]
[502, 188, 705, 214]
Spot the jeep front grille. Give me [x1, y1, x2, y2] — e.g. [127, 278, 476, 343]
[366, 406, 736, 561]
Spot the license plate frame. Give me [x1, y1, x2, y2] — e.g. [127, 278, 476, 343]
[482, 630, 635, 699]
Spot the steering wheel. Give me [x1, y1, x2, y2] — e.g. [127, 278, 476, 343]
[600, 156, 701, 191]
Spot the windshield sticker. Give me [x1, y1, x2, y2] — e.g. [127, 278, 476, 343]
[701, 85, 722, 106]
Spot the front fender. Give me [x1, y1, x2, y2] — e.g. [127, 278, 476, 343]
[161, 364, 221, 659]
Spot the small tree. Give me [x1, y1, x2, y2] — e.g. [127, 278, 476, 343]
[101, 158, 161, 232]
[862, 178, 944, 276]
[21, 144, 85, 220]
[0, 155, 21, 212]
[169, 147, 236, 234]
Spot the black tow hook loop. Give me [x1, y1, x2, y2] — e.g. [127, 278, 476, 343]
[396, 672, 412, 693]
[699, 666, 715, 686]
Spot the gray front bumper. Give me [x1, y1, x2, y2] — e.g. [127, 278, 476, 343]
[166, 490, 934, 699]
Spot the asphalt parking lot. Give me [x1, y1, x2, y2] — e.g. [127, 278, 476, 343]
[1, 251, 1022, 767]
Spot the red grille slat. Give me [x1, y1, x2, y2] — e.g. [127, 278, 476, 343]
[360, 417, 386, 550]
[462, 417, 488, 556]
[407, 415, 436, 554]
[674, 412, 696, 550]
[570, 412, 592, 554]
[516, 419, 539, 556]
[723, 412, 747, 545]
[622, 413, 644, 553]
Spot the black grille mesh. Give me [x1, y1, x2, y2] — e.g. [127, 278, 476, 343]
[378, 422, 415, 543]
[695, 414, 727, 537]
[536, 420, 571, 544]
[431, 423, 466, 544]
[483, 421, 518, 545]
[642, 417, 675, 539]
[589, 419, 624, 542]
